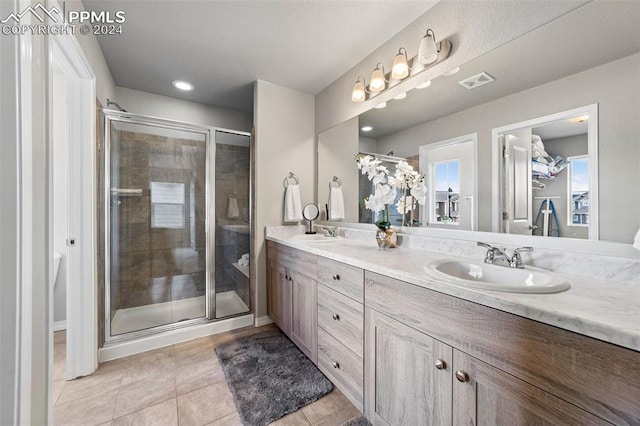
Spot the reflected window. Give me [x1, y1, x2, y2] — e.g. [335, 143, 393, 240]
[568, 156, 589, 226]
[433, 160, 460, 224]
[151, 182, 185, 228]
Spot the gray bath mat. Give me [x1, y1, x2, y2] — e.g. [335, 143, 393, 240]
[215, 330, 333, 426]
[342, 416, 372, 426]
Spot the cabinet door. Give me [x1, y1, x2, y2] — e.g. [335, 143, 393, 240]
[365, 308, 453, 426]
[452, 349, 609, 426]
[290, 271, 317, 363]
[267, 261, 291, 335]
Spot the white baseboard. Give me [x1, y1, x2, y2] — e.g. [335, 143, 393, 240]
[98, 314, 254, 362]
[53, 320, 67, 332]
[255, 315, 274, 327]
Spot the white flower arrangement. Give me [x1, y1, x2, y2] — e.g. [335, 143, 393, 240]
[356, 155, 427, 228]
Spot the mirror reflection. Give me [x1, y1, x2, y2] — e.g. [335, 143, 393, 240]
[317, 2, 640, 243]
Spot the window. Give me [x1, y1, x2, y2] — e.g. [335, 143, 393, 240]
[150, 182, 185, 228]
[433, 160, 460, 224]
[567, 156, 589, 226]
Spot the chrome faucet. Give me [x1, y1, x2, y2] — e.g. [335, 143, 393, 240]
[321, 226, 338, 237]
[477, 242, 533, 269]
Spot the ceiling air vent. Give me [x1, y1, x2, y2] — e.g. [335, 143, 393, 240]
[458, 72, 495, 90]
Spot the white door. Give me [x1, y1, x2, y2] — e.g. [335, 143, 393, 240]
[502, 129, 533, 234]
[420, 136, 476, 230]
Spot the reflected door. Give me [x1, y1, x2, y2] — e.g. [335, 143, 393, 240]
[502, 129, 533, 235]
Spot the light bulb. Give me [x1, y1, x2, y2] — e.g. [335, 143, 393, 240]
[418, 29, 438, 65]
[351, 79, 366, 102]
[370, 64, 386, 92]
[391, 48, 409, 80]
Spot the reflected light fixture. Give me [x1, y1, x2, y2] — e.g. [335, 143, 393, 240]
[442, 66, 460, 76]
[369, 63, 387, 92]
[393, 92, 407, 100]
[568, 115, 589, 123]
[361, 126, 373, 132]
[391, 47, 409, 80]
[416, 80, 432, 89]
[172, 80, 194, 91]
[351, 76, 368, 102]
[418, 29, 440, 65]
[374, 102, 387, 109]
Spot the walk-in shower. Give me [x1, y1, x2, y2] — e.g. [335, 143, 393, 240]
[104, 111, 251, 342]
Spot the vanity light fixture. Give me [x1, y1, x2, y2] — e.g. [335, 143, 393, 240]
[361, 126, 373, 132]
[369, 63, 387, 92]
[391, 48, 410, 80]
[416, 80, 432, 89]
[393, 92, 407, 100]
[351, 76, 368, 102]
[172, 80, 194, 91]
[442, 66, 460, 76]
[374, 102, 387, 109]
[418, 29, 440, 65]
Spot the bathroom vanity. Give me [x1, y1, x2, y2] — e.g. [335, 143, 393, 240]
[266, 230, 640, 425]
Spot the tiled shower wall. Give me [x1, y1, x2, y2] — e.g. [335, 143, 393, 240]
[215, 143, 250, 305]
[112, 129, 207, 311]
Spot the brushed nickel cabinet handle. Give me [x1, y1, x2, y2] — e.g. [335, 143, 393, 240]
[434, 359, 447, 370]
[332, 274, 340, 280]
[332, 362, 340, 369]
[332, 314, 340, 321]
[455, 370, 469, 383]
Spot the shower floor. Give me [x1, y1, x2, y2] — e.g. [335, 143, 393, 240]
[111, 291, 249, 336]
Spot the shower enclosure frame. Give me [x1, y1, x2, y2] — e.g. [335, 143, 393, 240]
[103, 110, 252, 344]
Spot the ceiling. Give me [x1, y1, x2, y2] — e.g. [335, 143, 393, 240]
[359, 1, 640, 140]
[82, 1, 438, 113]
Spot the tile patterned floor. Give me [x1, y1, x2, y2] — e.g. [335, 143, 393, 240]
[52, 325, 361, 426]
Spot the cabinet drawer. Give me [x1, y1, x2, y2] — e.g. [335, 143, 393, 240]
[317, 257, 363, 302]
[317, 328, 363, 411]
[267, 241, 317, 279]
[318, 284, 363, 357]
[365, 271, 640, 425]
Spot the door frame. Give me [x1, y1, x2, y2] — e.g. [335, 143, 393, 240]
[419, 133, 478, 231]
[49, 15, 98, 380]
[491, 104, 599, 239]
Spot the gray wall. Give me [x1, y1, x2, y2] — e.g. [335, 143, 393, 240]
[377, 53, 640, 242]
[315, 0, 587, 133]
[317, 117, 359, 222]
[254, 80, 315, 318]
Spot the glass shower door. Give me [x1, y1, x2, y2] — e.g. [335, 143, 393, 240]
[106, 117, 210, 338]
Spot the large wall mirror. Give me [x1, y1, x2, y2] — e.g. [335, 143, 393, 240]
[317, 2, 640, 243]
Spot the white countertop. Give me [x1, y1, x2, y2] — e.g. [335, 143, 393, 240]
[266, 231, 640, 353]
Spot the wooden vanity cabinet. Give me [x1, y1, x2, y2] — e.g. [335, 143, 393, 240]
[266, 241, 318, 363]
[365, 270, 640, 426]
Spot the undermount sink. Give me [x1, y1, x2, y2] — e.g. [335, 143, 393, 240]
[425, 258, 570, 294]
[291, 234, 343, 243]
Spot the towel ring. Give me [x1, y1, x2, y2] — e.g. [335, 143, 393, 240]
[329, 176, 343, 188]
[283, 172, 300, 188]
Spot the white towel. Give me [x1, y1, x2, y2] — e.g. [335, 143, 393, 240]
[227, 196, 239, 219]
[284, 184, 303, 222]
[329, 186, 345, 220]
[634, 228, 640, 251]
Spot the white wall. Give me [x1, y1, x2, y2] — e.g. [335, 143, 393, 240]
[359, 136, 377, 153]
[254, 81, 315, 317]
[376, 54, 640, 242]
[315, 0, 588, 133]
[317, 117, 359, 222]
[114, 87, 252, 131]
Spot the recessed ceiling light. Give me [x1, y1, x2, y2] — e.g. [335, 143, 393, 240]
[172, 80, 194, 91]
[568, 115, 589, 123]
[374, 102, 387, 109]
[416, 80, 432, 89]
[361, 126, 373, 132]
[442, 67, 460, 76]
[393, 92, 407, 100]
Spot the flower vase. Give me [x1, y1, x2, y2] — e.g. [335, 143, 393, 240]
[376, 228, 397, 249]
